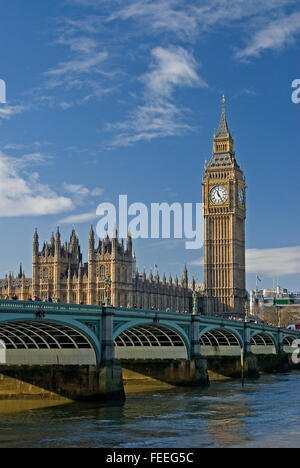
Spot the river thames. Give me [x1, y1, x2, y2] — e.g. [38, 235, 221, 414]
[0, 372, 299, 448]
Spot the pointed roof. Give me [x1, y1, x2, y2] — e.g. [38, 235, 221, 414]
[215, 95, 232, 140]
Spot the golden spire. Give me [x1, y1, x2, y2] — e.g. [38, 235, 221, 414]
[213, 95, 234, 155]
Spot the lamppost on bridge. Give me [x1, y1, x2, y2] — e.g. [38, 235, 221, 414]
[105, 276, 112, 307]
[244, 298, 249, 323]
[192, 290, 198, 315]
[275, 300, 282, 328]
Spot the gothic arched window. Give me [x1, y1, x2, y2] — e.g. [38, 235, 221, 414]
[99, 266, 105, 278]
[43, 269, 49, 280]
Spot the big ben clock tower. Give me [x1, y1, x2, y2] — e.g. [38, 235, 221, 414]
[203, 96, 246, 318]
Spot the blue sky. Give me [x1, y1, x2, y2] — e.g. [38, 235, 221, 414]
[0, 0, 299, 291]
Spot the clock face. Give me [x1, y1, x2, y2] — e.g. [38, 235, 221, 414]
[238, 188, 245, 206]
[210, 185, 228, 205]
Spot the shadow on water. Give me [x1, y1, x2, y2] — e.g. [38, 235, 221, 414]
[0, 372, 299, 448]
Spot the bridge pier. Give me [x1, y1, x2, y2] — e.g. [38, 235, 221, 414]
[206, 355, 259, 380]
[102, 306, 115, 362]
[191, 315, 210, 386]
[255, 352, 290, 374]
[121, 359, 209, 389]
[0, 364, 125, 401]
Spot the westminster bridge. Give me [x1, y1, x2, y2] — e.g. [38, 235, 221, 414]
[0, 299, 299, 401]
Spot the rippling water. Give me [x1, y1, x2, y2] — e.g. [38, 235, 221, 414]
[0, 372, 299, 448]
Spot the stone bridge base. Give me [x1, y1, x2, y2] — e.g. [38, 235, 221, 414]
[255, 352, 290, 374]
[207, 353, 294, 380]
[0, 362, 125, 401]
[207, 354, 259, 380]
[121, 358, 209, 389]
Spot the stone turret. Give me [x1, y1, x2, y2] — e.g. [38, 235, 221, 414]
[181, 265, 188, 288]
[54, 227, 61, 300]
[21, 272, 26, 300]
[88, 226, 96, 305]
[126, 232, 132, 255]
[32, 229, 39, 299]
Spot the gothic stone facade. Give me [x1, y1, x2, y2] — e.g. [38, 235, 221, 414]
[202, 97, 246, 318]
[0, 98, 246, 317]
[0, 228, 192, 313]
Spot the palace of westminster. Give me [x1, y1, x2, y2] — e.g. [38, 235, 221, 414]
[0, 98, 247, 317]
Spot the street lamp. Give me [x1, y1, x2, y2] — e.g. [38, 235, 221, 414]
[104, 276, 112, 307]
[192, 290, 198, 315]
[244, 298, 249, 322]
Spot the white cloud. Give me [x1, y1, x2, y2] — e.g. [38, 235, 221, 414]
[246, 246, 300, 276]
[45, 51, 108, 88]
[190, 246, 300, 277]
[62, 183, 104, 206]
[142, 46, 206, 97]
[59, 212, 98, 224]
[0, 105, 27, 120]
[109, 101, 191, 147]
[80, 0, 300, 57]
[108, 0, 199, 39]
[63, 183, 90, 198]
[189, 257, 204, 267]
[0, 152, 73, 217]
[12, 153, 50, 168]
[63, 183, 103, 197]
[236, 11, 300, 58]
[109, 46, 206, 147]
[35, 17, 116, 107]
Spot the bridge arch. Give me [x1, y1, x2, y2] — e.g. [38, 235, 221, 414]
[250, 331, 277, 354]
[114, 320, 190, 360]
[0, 339, 5, 364]
[282, 335, 296, 353]
[199, 326, 243, 356]
[0, 319, 100, 365]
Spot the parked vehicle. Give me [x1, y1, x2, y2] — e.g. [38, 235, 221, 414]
[287, 324, 300, 331]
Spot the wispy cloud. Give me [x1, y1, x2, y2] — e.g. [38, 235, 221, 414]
[0, 105, 28, 120]
[8, 152, 51, 169]
[41, 17, 115, 106]
[109, 101, 191, 147]
[107, 0, 199, 39]
[63, 183, 104, 204]
[236, 10, 300, 58]
[59, 211, 98, 224]
[75, 0, 300, 58]
[190, 246, 300, 277]
[108, 46, 206, 147]
[246, 246, 300, 276]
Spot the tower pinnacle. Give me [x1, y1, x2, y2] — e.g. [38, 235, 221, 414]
[213, 95, 234, 155]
